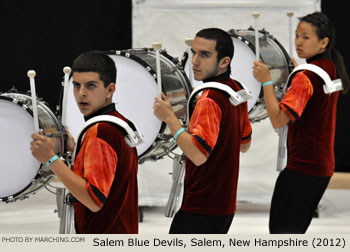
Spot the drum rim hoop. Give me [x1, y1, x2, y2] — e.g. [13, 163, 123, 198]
[0, 93, 65, 134]
[102, 50, 191, 160]
[0, 171, 42, 202]
[0, 93, 63, 201]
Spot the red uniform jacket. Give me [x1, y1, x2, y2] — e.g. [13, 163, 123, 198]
[280, 53, 339, 177]
[72, 104, 138, 233]
[181, 72, 252, 215]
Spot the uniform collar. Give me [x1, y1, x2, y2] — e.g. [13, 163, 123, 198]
[84, 103, 116, 121]
[203, 70, 230, 83]
[306, 51, 329, 63]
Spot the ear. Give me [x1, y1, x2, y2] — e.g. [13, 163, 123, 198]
[106, 83, 116, 99]
[219, 56, 231, 71]
[320, 37, 329, 50]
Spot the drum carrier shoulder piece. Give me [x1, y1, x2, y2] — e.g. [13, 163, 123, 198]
[285, 63, 343, 94]
[187, 81, 252, 121]
[73, 115, 143, 161]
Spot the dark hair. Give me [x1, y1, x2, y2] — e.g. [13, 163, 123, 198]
[195, 28, 234, 73]
[72, 51, 116, 87]
[299, 12, 349, 94]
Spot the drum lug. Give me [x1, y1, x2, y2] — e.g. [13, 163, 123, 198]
[1, 195, 13, 203]
[260, 28, 268, 35]
[8, 86, 18, 93]
[156, 133, 170, 142]
[153, 156, 164, 161]
[39, 168, 55, 178]
[26, 90, 33, 96]
[63, 151, 74, 166]
[17, 194, 30, 201]
[11, 98, 19, 104]
[171, 57, 179, 65]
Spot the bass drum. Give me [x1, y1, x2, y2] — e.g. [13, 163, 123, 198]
[64, 48, 192, 163]
[0, 92, 65, 202]
[182, 28, 292, 122]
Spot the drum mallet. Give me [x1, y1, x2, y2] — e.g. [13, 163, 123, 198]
[27, 70, 40, 132]
[252, 12, 260, 61]
[287, 11, 294, 59]
[152, 42, 162, 97]
[185, 38, 194, 87]
[61, 66, 72, 125]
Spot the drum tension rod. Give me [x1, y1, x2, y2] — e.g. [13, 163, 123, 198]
[45, 132, 68, 138]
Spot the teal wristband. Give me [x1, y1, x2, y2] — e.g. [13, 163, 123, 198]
[46, 155, 59, 168]
[173, 128, 185, 144]
[262, 80, 274, 87]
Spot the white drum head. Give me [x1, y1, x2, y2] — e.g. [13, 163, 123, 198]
[65, 54, 162, 156]
[230, 37, 261, 111]
[184, 37, 261, 112]
[0, 99, 40, 199]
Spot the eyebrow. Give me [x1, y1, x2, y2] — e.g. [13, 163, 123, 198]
[295, 30, 311, 35]
[72, 80, 98, 85]
[191, 48, 212, 55]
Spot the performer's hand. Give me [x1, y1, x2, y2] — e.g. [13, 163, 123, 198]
[253, 59, 271, 84]
[65, 126, 75, 152]
[153, 92, 176, 123]
[30, 131, 56, 164]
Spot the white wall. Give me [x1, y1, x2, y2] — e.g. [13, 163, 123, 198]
[133, 0, 320, 60]
[132, 0, 320, 206]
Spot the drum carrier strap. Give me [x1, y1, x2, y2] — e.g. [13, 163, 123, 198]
[186, 81, 252, 123]
[285, 63, 343, 94]
[73, 115, 143, 162]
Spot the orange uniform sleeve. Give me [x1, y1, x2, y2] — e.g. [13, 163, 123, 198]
[189, 91, 222, 157]
[280, 72, 313, 123]
[80, 125, 118, 208]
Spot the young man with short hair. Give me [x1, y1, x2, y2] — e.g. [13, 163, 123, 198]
[31, 51, 138, 234]
[154, 28, 252, 233]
